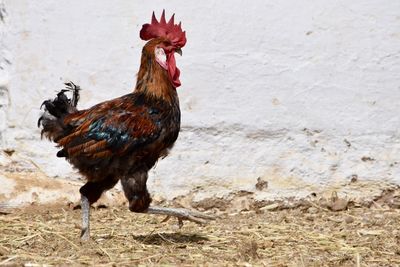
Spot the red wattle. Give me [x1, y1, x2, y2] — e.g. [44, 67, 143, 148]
[167, 53, 181, 88]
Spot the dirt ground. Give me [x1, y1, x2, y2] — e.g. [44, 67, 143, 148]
[0, 202, 399, 267]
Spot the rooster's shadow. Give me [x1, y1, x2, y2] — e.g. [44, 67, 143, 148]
[132, 232, 209, 245]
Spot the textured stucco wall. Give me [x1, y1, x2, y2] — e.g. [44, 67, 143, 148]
[0, 1, 9, 146]
[1, 0, 400, 200]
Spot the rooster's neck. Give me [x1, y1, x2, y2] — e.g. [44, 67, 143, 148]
[135, 50, 176, 104]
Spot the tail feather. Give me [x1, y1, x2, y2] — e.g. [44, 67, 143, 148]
[65, 82, 80, 108]
[38, 82, 81, 142]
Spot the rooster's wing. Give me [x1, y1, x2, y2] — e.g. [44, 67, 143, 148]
[57, 95, 162, 160]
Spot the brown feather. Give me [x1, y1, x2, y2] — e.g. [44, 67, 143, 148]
[67, 140, 96, 157]
[82, 140, 108, 154]
[91, 150, 113, 159]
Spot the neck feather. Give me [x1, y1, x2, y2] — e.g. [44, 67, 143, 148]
[135, 50, 176, 103]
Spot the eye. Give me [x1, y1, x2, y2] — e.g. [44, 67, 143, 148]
[154, 47, 168, 69]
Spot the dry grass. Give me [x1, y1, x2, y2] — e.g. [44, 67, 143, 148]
[0, 204, 399, 266]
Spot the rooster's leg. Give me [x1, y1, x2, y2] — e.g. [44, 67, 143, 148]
[79, 177, 119, 241]
[80, 194, 91, 241]
[121, 172, 216, 227]
[145, 206, 216, 227]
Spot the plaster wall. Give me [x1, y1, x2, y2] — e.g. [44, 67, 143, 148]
[1, 0, 400, 200]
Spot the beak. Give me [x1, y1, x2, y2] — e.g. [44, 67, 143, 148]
[175, 48, 183, 56]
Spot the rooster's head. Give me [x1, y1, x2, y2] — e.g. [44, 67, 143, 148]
[140, 10, 186, 88]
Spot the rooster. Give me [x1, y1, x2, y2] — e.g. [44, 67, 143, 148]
[38, 11, 214, 240]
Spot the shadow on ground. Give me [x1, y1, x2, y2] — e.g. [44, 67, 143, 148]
[132, 232, 209, 245]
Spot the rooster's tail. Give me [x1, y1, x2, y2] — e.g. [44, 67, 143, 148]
[38, 82, 81, 142]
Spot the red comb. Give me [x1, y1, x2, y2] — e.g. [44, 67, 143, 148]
[140, 10, 186, 47]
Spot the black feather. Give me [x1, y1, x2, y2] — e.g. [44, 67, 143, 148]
[57, 149, 67, 158]
[38, 82, 82, 142]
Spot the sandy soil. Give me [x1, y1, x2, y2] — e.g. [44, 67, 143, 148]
[0, 203, 399, 266]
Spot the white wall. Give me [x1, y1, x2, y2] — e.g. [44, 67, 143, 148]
[1, 0, 400, 200]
